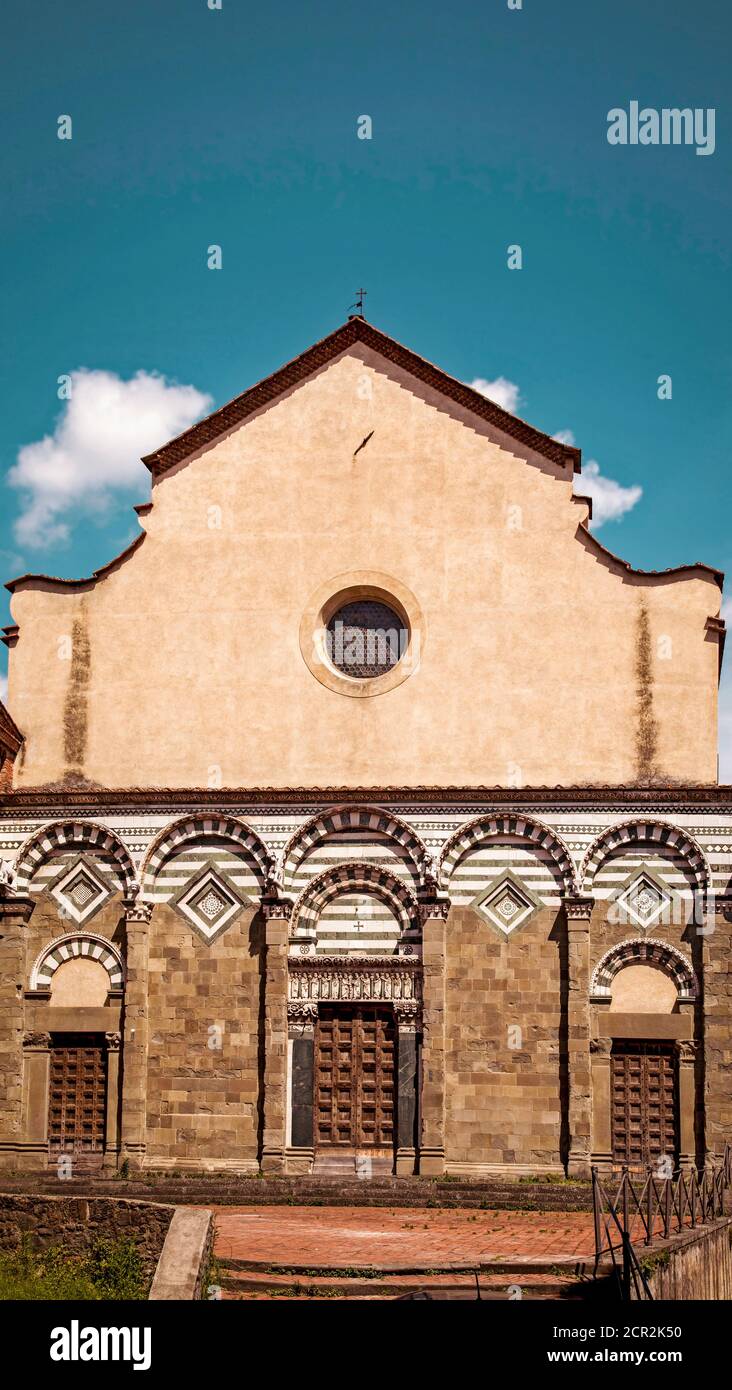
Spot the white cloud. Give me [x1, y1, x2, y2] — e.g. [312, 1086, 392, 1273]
[553, 428, 576, 446]
[469, 376, 521, 415]
[8, 370, 212, 549]
[577, 459, 642, 528]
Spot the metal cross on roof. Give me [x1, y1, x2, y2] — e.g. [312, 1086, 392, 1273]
[350, 287, 367, 317]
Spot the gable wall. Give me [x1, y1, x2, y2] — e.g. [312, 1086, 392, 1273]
[6, 349, 721, 789]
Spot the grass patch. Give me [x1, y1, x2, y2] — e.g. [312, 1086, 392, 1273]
[0, 1234, 149, 1301]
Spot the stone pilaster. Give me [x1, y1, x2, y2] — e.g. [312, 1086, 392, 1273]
[419, 902, 449, 1175]
[565, 898, 593, 1177]
[261, 901, 292, 1172]
[590, 1035, 613, 1172]
[0, 893, 35, 1166]
[395, 1000, 419, 1175]
[701, 896, 732, 1165]
[103, 1031, 122, 1171]
[676, 1039, 697, 1172]
[120, 898, 152, 1169]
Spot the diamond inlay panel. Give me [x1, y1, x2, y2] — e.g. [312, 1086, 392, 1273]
[171, 859, 251, 942]
[615, 869, 672, 930]
[50, 855, 113, 926]
[471, 871, 540, 937]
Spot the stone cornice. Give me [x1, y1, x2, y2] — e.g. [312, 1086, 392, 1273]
[2, 785, 732, 814]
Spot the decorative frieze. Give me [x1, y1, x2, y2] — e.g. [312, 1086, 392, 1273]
[288, 955, 421, 1007]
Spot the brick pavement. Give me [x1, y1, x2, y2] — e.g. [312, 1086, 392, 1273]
[212, 1205, 596, 1268]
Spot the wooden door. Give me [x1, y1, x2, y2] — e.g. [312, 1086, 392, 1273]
[48, 1035, 107, 1158]
[315, 1006, 396, 1149]
[611, 1041, 678, 1169]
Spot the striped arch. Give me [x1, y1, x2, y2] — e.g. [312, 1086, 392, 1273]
[438, 813, 577, 895]
[281, 805, 430, 885]
[30, 932, 125, 991]
[292, 861, 421, 936]
[590, 938, 698, 1002]
[142, 815, 273, 892]
[579, 819, 710, 896]
[14, 820, 136, 894]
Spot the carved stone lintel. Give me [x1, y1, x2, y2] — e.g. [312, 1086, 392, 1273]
[288, 957, 421, 1007]
[105, 1032, 122, 1051]
[23, 1032, 51, 1049]
[590, 1036, 613, 1057]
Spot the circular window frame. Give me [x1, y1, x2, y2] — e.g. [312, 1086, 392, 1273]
[299, 571, 424, 698]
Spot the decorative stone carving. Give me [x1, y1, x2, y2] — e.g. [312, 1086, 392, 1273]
[418, 897, 450, 923]
[675, 1040, 699, 1063]
[23, 1032, 51, 1049]
[262, 896, 294, 922]
[288, 956, 421, 1007]
[393, 998, 421, 1030]
[590, 1036, 613, 1056]
[105, 1032, 122, 1051]
[565, 897, 594, 921]
[287, 1001, 318, 1022]
[123, 899, 152, 925]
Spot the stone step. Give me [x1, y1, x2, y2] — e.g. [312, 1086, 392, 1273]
[0, 1176, 594, 1210]
[217, 1266, 601, 1301]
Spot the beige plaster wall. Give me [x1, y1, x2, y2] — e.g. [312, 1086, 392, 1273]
[6, 347, 722, 788]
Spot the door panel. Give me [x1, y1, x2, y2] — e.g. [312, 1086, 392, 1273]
[611, 1040, 678, 1169]
[48, 1034, 107, 1158]
[315, 1006, 396, 1149]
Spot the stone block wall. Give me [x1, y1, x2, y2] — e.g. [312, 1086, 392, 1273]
[0, 1193, 173, 1284]
[444, 906, 565, 1170]
[144, 904, 265, 1167]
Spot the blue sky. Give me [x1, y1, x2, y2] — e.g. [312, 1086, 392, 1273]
[1, 1, 730, 765]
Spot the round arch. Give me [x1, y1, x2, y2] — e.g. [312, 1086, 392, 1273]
[30, 931, 125, 992]
[291, 860, 422, 937]
[590, 937, 698, 1002]
[579, 819, 710, 896]
[141, 815, 274, 893]
[13, 820, 137, 895]
[438, 813, 577, 895]
[281, 804, 430, 887]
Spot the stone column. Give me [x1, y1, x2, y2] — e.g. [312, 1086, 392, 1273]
[676, 1039, 697, 1172]
[395, 1000, 419, 1176]
[419, 903, 449, 1176]
[590, 1036, 613, 1173]
[261, 902, 291, 1173]
[287, 1001, 315, 1171]
[103, 1031, 122, 1172]
[565, 898, 593, 1177]
[120, 898, 152, 1170]
[22, 1031, 52, 1170]
[0, 892, 35, 1169]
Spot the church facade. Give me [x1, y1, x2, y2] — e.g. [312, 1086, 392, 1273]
[0, 316, 729, 1178]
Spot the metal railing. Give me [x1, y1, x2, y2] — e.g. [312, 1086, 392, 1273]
[592, 1144, 732, 1301]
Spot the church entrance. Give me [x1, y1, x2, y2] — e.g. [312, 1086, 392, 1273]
[48, 1034, 107, 1168]
[611, 1040, 678, 1170]
[314, 1005, 396, 1168]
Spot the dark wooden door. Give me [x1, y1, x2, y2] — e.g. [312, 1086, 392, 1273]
[48, 1035, 107, 1158]
[611, 1041, 678, 1169]
[315, 1006, 396, 1149]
